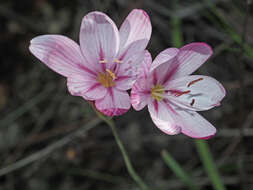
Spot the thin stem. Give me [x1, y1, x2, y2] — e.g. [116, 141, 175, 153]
[195, 140, 226, 190]
[92, 105, 149, 190]
[161, 150, 198, 190]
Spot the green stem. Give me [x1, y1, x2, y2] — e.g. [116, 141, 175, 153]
[92, 105, 149, 190]
[171, 0, 183, 48]
[195, 140, 226, 190]
[161, 150, 198, 190]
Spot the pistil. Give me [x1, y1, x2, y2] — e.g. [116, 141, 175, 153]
[151, 84, 165, 101]
[97, 69, 116, 88]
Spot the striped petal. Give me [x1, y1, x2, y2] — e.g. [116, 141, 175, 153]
[131, 77, 152, 111]
[67, 73, 107, 100]
[29, 35, 89, 77]
[118, 9, 151, 56]
[165, 75, 226, 111]
[148, 100, 181, 135]
[80, 11, 120, 69]
[95, 88, 131, 116]
[171, 42, 213, 79]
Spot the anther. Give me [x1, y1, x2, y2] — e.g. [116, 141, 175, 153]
[99, 59, 108, 64]
[187, 78, 203, 87]
[106, 69, 116, 80]
[114, 59, 123, 64]
[169, 90, 191, 97]
[190, 99, 195, 106]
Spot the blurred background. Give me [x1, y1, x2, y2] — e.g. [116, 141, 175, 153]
[0, 0, 253, 189]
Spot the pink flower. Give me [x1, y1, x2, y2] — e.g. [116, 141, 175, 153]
[131, 43, 226, 139]
[29, 9, 151, 116]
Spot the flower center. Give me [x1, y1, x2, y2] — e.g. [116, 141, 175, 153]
[151, 84, 164, 101]
[97, 69, 116, 88]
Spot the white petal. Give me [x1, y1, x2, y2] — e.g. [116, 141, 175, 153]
[131, 77, 152, 111]
[166, 75, 226, 111]
[29, 35, 91, 77]
[119, 9, 151, 56]
[67, 73, 107, 100]
[171, 42, 213, 79]
[171, 105, 217, 139]
[80, 11, 120, 68]
[95, 88, 130, 116]
[148, 100, 181, 135]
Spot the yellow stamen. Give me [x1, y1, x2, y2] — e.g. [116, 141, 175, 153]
[97, 70, 116, 88]
[114, 59, 123, 64]
[106, 69, 116, 80]
[99, 59, 108, 64]
[151, 84, 164, 101]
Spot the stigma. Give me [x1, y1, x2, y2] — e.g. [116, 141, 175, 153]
[151, 84, 164, 101]
[97, 69, 116, 88]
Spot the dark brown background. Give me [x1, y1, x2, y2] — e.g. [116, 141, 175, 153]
[0, 0, 253, 189]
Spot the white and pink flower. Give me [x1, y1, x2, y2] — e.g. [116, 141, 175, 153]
[29, 9, 151, 116]
[131, 43, 226, 139]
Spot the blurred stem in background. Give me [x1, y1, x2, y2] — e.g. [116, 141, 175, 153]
[204, 0, 253, 60]
[195, 140, 226, 190]
[91, 103, 149, 190]
[171, 0, 183, 48]
[161, 150, 198, 190]
[167, 0, 226, 189]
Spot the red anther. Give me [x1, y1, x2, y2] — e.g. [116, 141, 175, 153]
[190, 99, 195, 106]
[169, 90, 191, 97]
[187, 78, 203, 87]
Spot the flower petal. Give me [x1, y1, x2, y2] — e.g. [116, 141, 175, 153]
[80, 11, 120, 68]
[67, 73, 107, 100]
[118, 9, 151, 56]
[151, 48, 179, 71]
[150, 48, 180, 85]
[95, 88, 130, 116]
[115, 75, 133, 91]
[165, 75, 226, 111]
[117, 48, 146, 76]
[148, 100, 181, 135]
[148, 100, 216, 139]
[150, 43, 212, 85]
[115, 50, 148, 90]
[138, 51, 152, 78]
[29, 35, 90, 77]
[171, 105, 217, 139]
[171, 42, 213, 79]
[131, 77, 152, 111]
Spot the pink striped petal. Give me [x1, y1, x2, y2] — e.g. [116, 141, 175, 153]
[118, 9, 151, 56]
[131, 77, 152, 111]
[148, 100, 216, 139]
[148, 100, 181, 135]
[152, 56, 179, 85]
[117, 49, 146, 77]
[80, 11, 120, 67]
[151, 48, 179, 71]
[115, 75, 133, 91]
[151, 43, 212, 85]
[165, 75, 226, 111]
[95, 88, 130, 116]
[67, 73, 107, 100]
[138, 51, 152, 78]
[171, 42, 213, 79]
[115, 51, 151, 91]
[115, 50, 146, 90]
[171, 105, 216, 139]
[29, 35, 90, 77]
[149, 48, 179, 85]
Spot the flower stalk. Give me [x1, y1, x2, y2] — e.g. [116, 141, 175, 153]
[91, 104, 149, 190]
